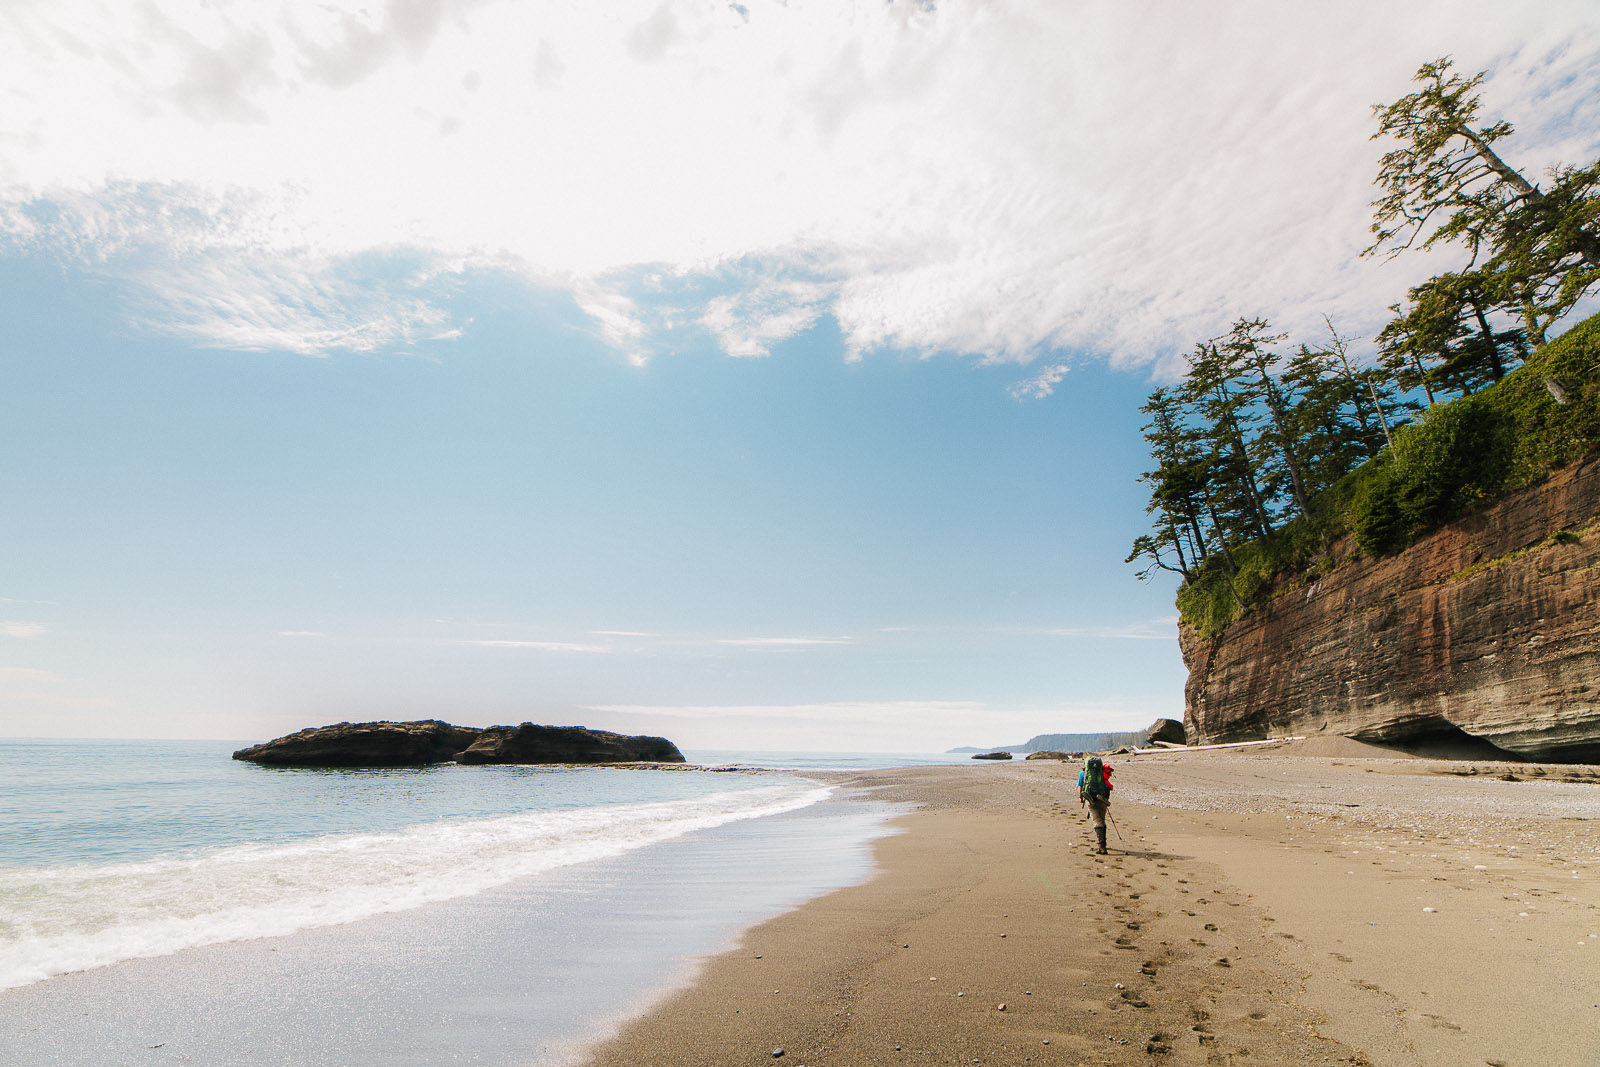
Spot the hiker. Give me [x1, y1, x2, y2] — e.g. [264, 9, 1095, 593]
[1078, 754, 1114, 854]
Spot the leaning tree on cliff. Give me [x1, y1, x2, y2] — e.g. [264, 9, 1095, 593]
[1369, 57, 1600, 387]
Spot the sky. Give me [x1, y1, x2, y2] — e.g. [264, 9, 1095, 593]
[2, 0, 1598, 752]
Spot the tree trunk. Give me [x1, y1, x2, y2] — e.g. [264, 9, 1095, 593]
[1466, 296, 1506, 381]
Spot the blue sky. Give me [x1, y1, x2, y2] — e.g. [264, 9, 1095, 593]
[3, 0, 1598, 750]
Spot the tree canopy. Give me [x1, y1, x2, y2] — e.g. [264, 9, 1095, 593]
[1368, 56, 1600, 345]
[1129, 57, 1600, 635]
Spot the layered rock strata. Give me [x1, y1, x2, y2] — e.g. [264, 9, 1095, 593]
[1181, 458, 1600, 763]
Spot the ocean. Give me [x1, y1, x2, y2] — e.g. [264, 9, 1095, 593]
[0, 738, 959, 1066]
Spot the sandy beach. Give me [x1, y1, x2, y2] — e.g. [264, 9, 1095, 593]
[581, 745, 1600, 1067]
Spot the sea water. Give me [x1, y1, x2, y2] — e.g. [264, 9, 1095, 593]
[0, 738, 942, 1066]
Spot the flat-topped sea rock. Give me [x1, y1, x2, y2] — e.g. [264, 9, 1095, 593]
[454, 723, 685, 764]
[233, 720, 685, 767]
[232, 720, 483, 767]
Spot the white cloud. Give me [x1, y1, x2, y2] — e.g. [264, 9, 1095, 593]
[871, 619, 1180, 640]
[0, 622, 47, 639]
[1044, 620, 1181, 642]
[711, 635, 854, 648]
[0, 666, 60, 682]
[1010, 363, 1069, 400]
[587, 699, 986, 723]
[454, 638, 611, 653]
[701, 279, 832, 358]
[3, 0, 1598, 369]
[278, 631, 326, 638]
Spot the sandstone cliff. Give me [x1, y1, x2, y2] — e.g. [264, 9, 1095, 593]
[1181, 457, 1600, 762]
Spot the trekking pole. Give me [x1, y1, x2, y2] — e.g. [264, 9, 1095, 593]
[1107, 808, 1125, 843]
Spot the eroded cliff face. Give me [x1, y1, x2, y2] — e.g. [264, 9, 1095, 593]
[1181, 457, 1600, 762]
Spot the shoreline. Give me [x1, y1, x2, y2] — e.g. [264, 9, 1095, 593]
[579, 753, 1600, 1067]
[0, 784, 899, 1067]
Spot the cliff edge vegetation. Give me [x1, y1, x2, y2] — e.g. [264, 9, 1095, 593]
[1128, 57, 1600, 640]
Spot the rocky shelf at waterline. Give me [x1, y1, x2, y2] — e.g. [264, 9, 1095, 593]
[231, 720, 686, 767]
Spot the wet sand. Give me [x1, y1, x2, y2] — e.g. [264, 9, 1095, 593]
[580, 747, 1600, 1067]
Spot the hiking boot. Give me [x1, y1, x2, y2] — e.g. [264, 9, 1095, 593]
[1095, 826, 1107, 854]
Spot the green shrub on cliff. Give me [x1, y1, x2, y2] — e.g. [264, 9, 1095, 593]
[1347, 394, 1514, 554]
[1481, 312, 1600, 480]
[1338, 313, 1597, 560]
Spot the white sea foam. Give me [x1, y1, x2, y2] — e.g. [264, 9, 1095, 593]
[0, 782, 830, 991]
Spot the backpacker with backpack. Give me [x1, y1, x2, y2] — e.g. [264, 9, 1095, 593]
[1079, 755, 1114, 854]
[1080, 755, 1112, 801]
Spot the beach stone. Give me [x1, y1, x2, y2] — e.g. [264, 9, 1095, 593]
[1145, 718, 1186, 746]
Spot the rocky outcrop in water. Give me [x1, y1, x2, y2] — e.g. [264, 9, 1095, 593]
[234, 720, 686, 767]
[454, 723, 685, 764]
[232, 720, 483, 767]
[1182, 458, 1600, 763]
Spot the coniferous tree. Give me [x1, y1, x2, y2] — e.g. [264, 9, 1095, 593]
[1377, 271, 1527, 400]
[1182, 342, 1278, 545]
[1316, 316, 1403, 452]
[1368, 57, 1600, 346]
[1376, 301, 1443, 407]
[1128, 388, 1209, 582]
[1282, 345, 1372, 495]
[1221, 318, 1311, 517]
